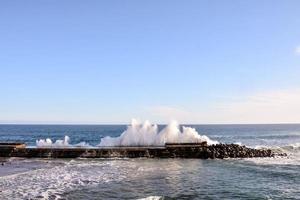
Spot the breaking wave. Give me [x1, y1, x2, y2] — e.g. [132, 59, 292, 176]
[253, 143, 300, 154]
[0, 159, 128, 199]
[36, 119, 219, 147]
[36, 136, 90, 148]
[138, 196, 164, 200]
[279, 143, 300, 152]
[99, 119, 219, 146]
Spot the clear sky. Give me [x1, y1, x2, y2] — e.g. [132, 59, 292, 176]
[1, 0, 300, 124]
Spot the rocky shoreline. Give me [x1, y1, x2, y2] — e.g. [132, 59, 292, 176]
[0, 142, 287, 159]
[206, 144, 286, 159]
[161, 143, 287, 159]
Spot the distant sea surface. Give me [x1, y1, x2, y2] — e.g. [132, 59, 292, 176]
[1, 124, 300, 199]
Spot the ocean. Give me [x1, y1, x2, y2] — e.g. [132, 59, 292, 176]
[0, 124, 300, 199]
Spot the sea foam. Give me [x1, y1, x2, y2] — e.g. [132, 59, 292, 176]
[98, 119, 219, 146]
[36, 136, 90, 148]
[36, 136, 70, 147]
[35, 119, 219, 147]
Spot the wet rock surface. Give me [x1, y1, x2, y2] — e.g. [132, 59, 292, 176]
[163, 143, 287, 159]
[0, 143, 286, 159]
[206, 144, 287, 159]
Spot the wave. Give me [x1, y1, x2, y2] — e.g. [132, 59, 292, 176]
[138, 196, 164, 200]
[253, 143, 300, 152]
[242, 143, 300, 165]
[36, 136, 90, 148]
[35, 119, 219, 147]
[98, 119, 219, 146]
[250, 143, 300, 164]
[280, 143, 300, 151]
[272, 143, 300, 156]
[0, 159, 127, 199]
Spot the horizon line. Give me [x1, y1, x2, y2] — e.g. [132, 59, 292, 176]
[1, 122, 300, 126]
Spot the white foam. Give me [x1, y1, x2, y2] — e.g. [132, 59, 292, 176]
[234, 142, 242, 146]
[36, 136, 70, 147]
[99, 119, 219, 146]
[138, 196, 164, 200]
[244, 142, 300, 165]
[36, 136, 90, 148]
[0, 160, 127, 199]
[35, 119, 218, 147]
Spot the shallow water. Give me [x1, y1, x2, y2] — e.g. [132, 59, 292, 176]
[1, 124, 300, 199]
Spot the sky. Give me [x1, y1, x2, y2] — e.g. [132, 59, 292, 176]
[1, 0, 300, 124]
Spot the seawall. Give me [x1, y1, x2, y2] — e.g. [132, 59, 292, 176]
[0, 142, 286, 159]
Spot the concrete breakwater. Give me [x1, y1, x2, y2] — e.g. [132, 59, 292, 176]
[0, 142, 286, 159]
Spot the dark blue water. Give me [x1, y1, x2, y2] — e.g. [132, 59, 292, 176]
[1, 124, 300, 199]
[0, 125, 125, 146]
[1, 124, 300, 147]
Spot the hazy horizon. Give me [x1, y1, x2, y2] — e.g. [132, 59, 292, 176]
[1, 121, 300, 126]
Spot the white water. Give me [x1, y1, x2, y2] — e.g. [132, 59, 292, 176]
[99, 119, 219, 146]
[0, 159, 129, 199]
[35, 119, 219, 147]
[36, 136, 70, 147]
[36, 136, 90, 148]
[243, 142, 300, 165]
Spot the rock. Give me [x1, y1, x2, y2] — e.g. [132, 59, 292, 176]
[0, 142, 286, 159]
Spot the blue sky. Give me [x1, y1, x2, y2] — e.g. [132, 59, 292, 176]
[1, 0, 300, 124]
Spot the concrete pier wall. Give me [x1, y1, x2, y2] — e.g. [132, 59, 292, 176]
[0, 142, 284, 159]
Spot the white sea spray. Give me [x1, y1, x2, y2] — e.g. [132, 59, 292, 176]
[36, 136, 90, 147]
[98, 119, 219, 146]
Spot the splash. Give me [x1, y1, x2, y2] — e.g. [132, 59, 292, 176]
[35, 119, 219, 147]
[36, 136, 89, 148]
[36, 136, 70, 147]
[99, 119, 219, 146]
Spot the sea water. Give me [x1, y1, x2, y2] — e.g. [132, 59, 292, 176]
[0, 124, 300, 199]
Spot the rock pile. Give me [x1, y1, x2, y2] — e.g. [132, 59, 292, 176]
[0, 142, 287, 159]
[164, 143, 287, 159]
[206, 144, 286, 159]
